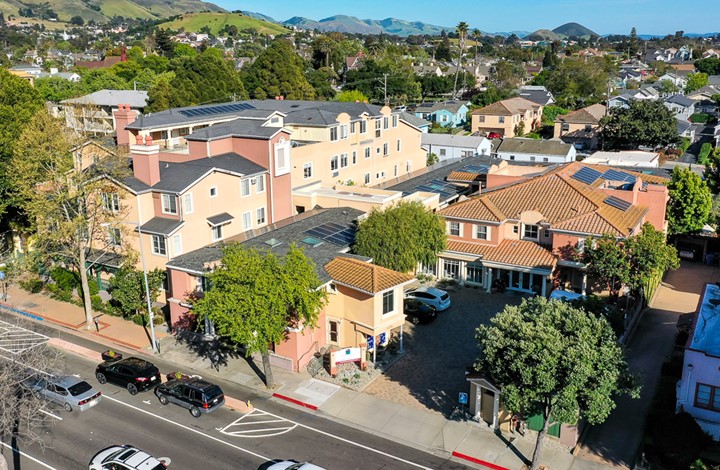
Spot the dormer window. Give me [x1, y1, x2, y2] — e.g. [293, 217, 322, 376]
[523, 224, 539, 240]
[161, 194, 177, 214]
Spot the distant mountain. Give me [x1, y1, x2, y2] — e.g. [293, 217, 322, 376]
[525, 29, 565, 41]
[241, 11, 277, 24]
[284, 16, 324, 30]
[282, 14, 455, 36]
[494, 31, 532, 38]
[553, 22, 598, 38]
[159, 12, 289, 35]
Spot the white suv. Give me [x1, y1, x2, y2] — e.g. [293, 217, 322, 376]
[89, 445, 170, 470]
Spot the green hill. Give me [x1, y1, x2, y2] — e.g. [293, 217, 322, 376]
[159, 12, 289, 35]
[553, 22, 598, 38]
[525, 29, 565, 41]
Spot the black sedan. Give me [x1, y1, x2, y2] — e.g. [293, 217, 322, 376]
[404, 299, 437, 325]
[95, 357, 161, 395]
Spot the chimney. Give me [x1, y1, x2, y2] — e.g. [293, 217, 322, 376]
[130, 135, 160, 186]
[114, 104, 139, 147]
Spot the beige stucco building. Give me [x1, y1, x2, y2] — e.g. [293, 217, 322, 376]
[470, 97, 543, 138]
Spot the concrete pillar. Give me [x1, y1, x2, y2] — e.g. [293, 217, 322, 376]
[485, 268, 493, 293]
[399, 325, 404, 353]
[541, 275, 547, 297]
[581, 272, 587, 295]
[492, 391, 500, 430]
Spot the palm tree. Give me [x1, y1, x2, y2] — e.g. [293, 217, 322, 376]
[452, 22, 469, 99]
[473, 29, 482, 66]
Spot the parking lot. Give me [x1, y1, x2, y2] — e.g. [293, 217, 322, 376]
[364, 285, 524, 417]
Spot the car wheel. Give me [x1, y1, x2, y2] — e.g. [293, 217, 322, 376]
[96, 372, 107, 384]
[64, 402, 73, 412]
[189, 406, 201, 418]
[158, 394, 169, 405]
[411, 316, 421, 325]
[127, 383, 138, 395]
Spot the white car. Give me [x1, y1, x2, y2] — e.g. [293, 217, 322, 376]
[89, 445, 170, 470]
[267, 462, 326, 470]
[404, 286, 451, 311]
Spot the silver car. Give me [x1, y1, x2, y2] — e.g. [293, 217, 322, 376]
[24, 375, 102, 412]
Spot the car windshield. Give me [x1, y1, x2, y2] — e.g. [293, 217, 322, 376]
[204, 385, 223, 400]
[68, 381, 93, 396]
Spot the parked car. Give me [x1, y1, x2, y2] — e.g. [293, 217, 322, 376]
[88, 445, 170, 470]
[404, 286, 451, 311]
[95, 357, 161, 395]
[487, 132, 503, 139]
[404, 299, 437, 325]
[22, 375, 101, 412]
[267, 461, 326, 470]
[154, 378, 225, 418]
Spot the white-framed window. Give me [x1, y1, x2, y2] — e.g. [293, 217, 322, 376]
[172, 234, 182, 256]
[360, 120, 367, 134]
[364, 147, 371, 159]
[330, 127, 338, 141]
[513, 225, 519, 234]
[530, 156, 536, 162]
[350, 122, 356, 134]
[275, 140, 290, 176]
[209, 186, 217, 198]
[406, 160, 412, 173]
[396, 139, 401, 152]
[375, 119, 382, 138]
[101, 192, 120, 213]
[439, 149, 446, 156]
[107, 228, 121, 247]
[161, 194, 177, 214]
[364, 173, 371, 185]
[478, 115, 486, 123]
[151, 235, 166, 256]
[242, 211, 252, 230]
[394, 164, 398, 177]
[383, 116, 389, 129]
[382, 290, 394, 315]
[510, 155, 515, 160]
[241, 179, 251, 197]
[328, 320, 339, 343]
[183, 193, 193, 214]
[340, 125, 348, 140]
[499, 116, 505, 124]
[383, 143, 389, 156]
[474, 225, 490, 240]
[543, 157, 549, 162]
[523, 224, 539, 239]
[256, 207, 266, 225]
[303, 162, 313, 179]
[330, 155, 339, 171]
[448, 221, 461, 236]
[340, 153, 348, 168]
[376, 171, 386, 180]
[211, 225, 223, 242]
[352, 151, 357, 165]
[255, 175, 265, 193]
[392, 114, 398, 127]
[442, 259, 460, 279]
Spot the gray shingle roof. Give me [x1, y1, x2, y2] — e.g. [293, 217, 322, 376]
[124, 153, 266, 194]
[207, 213, 234, 227]
[185, 119, 282, 141]
[138, 217, 184, 236]
[496, 138, 573, 157]
[400, 112, 430, 129]
[665, 94, 695, 108]
[421, 133, 489, 149]
[415, 101, 468, 114]
[61, 89, 149, 108]
[166, 207, 367, 284]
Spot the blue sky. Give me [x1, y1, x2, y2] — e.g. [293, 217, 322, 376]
[217, 0, 718, 35]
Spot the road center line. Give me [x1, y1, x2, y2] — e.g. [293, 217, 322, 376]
[103, 395, 270, 462]
[0, 441, 58, 469]
[39, 409, 63, 420]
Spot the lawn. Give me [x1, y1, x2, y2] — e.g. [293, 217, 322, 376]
[159, 12, 289, 36]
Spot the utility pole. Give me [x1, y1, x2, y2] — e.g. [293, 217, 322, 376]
[382, 73, 388, 106]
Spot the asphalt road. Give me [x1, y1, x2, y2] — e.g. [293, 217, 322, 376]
[1, 314, 469, 470]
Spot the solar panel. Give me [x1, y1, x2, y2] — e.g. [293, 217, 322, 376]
[461, 164, 489, 173]
[572, 167, 603, 185]
[178, 103, 256, 118]
[604, 196, 632, 211]
[304, 223, 357, 246]
[603, 169, 636, 183]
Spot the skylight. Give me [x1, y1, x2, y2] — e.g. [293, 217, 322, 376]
[264, 238, 282, 247]
[301, 236, 323, 247]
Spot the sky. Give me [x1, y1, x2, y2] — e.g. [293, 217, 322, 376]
[217, 0, 719, 36]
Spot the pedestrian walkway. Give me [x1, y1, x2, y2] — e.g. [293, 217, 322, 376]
[575, 261, 718, 469]
[0, 282, 632, 470]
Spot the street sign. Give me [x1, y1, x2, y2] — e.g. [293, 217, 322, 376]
[0, 271, 5, 280]
[458, 392, 468, 405]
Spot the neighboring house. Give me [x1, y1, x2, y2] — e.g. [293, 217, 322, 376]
[435, 162, 669, 296]
[517, 85, 555, 106]
[413, 64, 443, 77]
[421, 133, 492, 161]
[8, 70, 35, 86]
[117, 99, 427, 204]
[471, 97, 543, 138]
[554, 103, 607, 151]
[414, 101, 470, 128]
[664, 94, 696, 121]
[495, 138, 576, 163]
[657, 73, 688, 90]
[234, 57, 255, 70]
[709, 75, 720, 87]
[36, 67, 81, 82]
[400, 112, 431, 133]
[686, 85, 720, 114]
[582, 150, 661, 168]
[676, 283, 720, 440]
[74, 55, 125, 69]
[9, 64, 43, 76]
[165, 207, 415, 373]
[608, 87, 661, 108]
[61, 90, 149, 134]
[618, 69, 644, 86]
[345, 51, 365, 72]
[677, 119, 696, 141]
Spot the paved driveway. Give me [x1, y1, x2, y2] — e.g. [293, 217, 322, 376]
[364, 286, 524, 417]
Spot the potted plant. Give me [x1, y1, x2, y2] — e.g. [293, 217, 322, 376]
[167, 371, 189, 381]
[101, 349, 122, 362]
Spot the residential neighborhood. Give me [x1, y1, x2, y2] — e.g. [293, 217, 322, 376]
[1, 3, 720, 470]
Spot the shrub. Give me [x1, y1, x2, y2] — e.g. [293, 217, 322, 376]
[130, 313, 147, 326]
[50, 267, 79, 292]
[47, 283, 73, 302]
[91, 295, 106, 312]
[88, 278, 100, 296]
[698, 142, 713, 165]
[690, 113, 710, 123]
[19, 277, 43, 293]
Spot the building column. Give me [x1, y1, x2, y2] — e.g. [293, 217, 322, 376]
[459, 261, 466, 286]
[485, 268, 493, 293]
[581, 272, 587, 295]
[399, 324, 404, 353]
[541, 275, 547, 297]
[492, 391, 500, 430]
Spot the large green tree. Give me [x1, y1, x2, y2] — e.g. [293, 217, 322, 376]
[192, 244, 326, 388]
[476, 297, 639, 470]
[583, 234, 631, 296]
[543, 56, 615, 108]
[625, 223, 679, 299]
[667, 166, 712, 234]
[354, 201, 446, 272]
[600, 100, 679, 150]
[703, 148, 720, 194]
[242, 39, 316, 100]
[685, 72, 709, 94]
[694, 58, 720, 76]
[108, 267, 166, 319]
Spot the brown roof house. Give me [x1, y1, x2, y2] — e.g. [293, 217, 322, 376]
[471, 97, 543, 138]
[553, 103, 607, 151]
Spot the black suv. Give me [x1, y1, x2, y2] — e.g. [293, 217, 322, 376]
[95, 357, 161, 395]
[154, 378, 225, 417]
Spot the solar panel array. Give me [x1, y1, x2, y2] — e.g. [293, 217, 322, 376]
[604, 195, 632, 211]
[414, 179, 465, 199]
[179, 103, 255, 118]
[572, 167, 603, 184]
[305, 222, 356, 246]
[602, 169, 636, 183]
[460, 164, 490, 174]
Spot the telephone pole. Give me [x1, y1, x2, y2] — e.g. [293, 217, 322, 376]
[383, 73, 389, 106]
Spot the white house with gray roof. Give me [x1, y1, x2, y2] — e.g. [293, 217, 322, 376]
[61, 89, 149, 135]
[495, 138, 576, 163]
[664, 94, 696, 121]
[421, 133, 492, 161]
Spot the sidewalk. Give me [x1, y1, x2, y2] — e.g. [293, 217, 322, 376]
[1, 284, 612, 470]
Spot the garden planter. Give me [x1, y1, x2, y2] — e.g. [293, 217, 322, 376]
[101, 350, 122, 362]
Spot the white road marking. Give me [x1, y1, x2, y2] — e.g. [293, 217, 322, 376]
[218, 409, 298, 438]
[103, 395, 270, 462]
[0, 441, 58, 469]
[40, 409, 63, 420]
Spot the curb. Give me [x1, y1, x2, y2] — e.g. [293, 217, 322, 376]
[271, 392, 318, 411]
[451, 451, 510, 470]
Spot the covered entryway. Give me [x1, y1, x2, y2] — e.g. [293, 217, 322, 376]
[466, 372, 502, 429]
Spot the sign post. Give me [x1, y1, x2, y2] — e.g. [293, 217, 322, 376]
[458, 392, 468, 416]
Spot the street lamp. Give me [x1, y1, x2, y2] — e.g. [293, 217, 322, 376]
[101, 221, 158, 353]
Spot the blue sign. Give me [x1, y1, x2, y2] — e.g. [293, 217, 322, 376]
[367, 335, 374, 350]
[379, 332, 386, 345]
[0, 271, 5, 280]
[458, 392, 468, 405]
